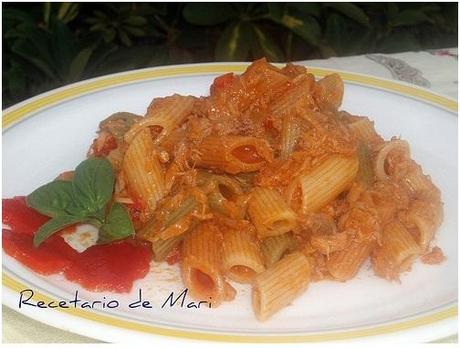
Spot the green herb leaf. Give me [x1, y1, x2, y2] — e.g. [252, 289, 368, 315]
[26, 180, 77, 217]
[98, 203, 134, 244]
[33, 215, 86, 247]
[71, 158, 114, 215]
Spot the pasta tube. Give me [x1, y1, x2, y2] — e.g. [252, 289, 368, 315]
[195, 136, 273, 174]
[327, 240, 374, 281]
[374, 139, 410, 181]
[270, 74, 315, 115]
[407, 199, 443, 252]
[372, 221, 420, 280]
[248, 187, 297, 238]
[222, 228, 265, 283]
[123, 128, 165, 222]
[280, 115, 302, 160]
[314, 73, 344, 110]
[298, 155, 359, 214]
[252, 252, 311, 321]
[124, 94, 195, 144]
[181, 221, 227, 307]
[348, 118, 380, 144]
[403, 167, 438, 196]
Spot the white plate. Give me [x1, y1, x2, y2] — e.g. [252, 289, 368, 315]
[2, 63, 458, 343]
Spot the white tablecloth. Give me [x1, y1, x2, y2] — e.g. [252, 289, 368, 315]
[3, 47, 458, 343]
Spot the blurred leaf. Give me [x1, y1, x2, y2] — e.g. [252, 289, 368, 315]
[287, 3, 321, 17]
[325, 14, 374, 56]
[124, 26, 145, 37]
[11, 39, 56, 80]
[43, 2, 51, 27]
[251, 24, 285, 62]
[67, 47, 93, 82]
[6, 62, 26, 97]
[391, 9, 435, 27]
[103, 29, 116, 43]
[378, 30, 420, 52]
[442, 3, 458, 32]
[3, 8, 34, 22]
[325, 3, 371, 28]
[84, 43, 118, 75]
[318, 44, 337, 58]
[123, 16, 147, 26]
[118, 29, 132, 46]
[52, 19, 78, 78]
[418, 4, 441, 13]
[85, 6, 147, 46]
[96, 45, 163, 73]
[325, 14, 345, 52]
[386, 3, 399, 19]
[215, 21, 252, 61]
[277, 11, 321, 46]
[268, 3, 284, 21]
[183, 3, 234, 26]
[58, 3, 79, 23]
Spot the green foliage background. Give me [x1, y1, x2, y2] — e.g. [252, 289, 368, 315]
[3, 2, 457, 108]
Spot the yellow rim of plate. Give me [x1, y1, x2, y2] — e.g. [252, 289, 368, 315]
[2, 63, 458, 342]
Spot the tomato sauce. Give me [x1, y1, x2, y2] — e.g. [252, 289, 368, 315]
[165, 243, 182, 265]
[2, 197, 49, 235]
[65, 241, 151, 293]
[2, 229, 77, 275]
[231, 145, 263, 164]
[210, 73, 235, 95]
[2, 197, 152, 292]
[91, 133, 118, 157]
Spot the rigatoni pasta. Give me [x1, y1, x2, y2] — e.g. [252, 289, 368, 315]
[296, 155, 359, 214]
[181, 222, 229, 307]
[253, 252, 311, 321]
[122, 128, 165, 222]
[23, 58, 443, 321]
[247, 187, 297, 239]
[221, 227, 265, 283]
[195, 136, 274, 174]
[124, 94, 195, 144]
[372, 221, 420, 280]
[327, 240, 375, 281]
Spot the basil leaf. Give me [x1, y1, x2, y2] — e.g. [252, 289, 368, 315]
[72, 158, 114, 214]
[98, 203, 134, 244]
[26, 180, 77, 217]
[33, 215, 85, 247]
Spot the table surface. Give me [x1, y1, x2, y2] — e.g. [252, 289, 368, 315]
[3, 47, 458, 344]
